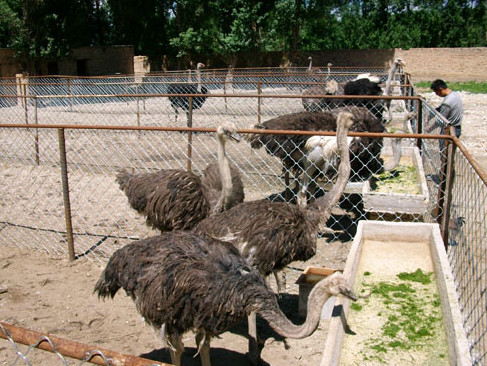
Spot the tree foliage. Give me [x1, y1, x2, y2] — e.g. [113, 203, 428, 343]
[0, 0, 485, 70]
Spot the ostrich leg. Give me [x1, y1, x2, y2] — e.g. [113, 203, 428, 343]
[248, 311, 262, 365]
[195, 331, 212, 366]
[168, 333, 184, 366]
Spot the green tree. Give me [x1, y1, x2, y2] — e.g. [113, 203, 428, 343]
[0, 0, 111, 73]
[107, 0, 171, 68]
[169, 0, 271, 66]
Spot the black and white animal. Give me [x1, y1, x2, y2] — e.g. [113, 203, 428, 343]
[248, 106, 385, 184]
[302, 58, 405, 120]
[167, 62, 208, 123]
[94, 231, 357, 366]
[194, 111, 354, 364]
[116, 122, 244, 232]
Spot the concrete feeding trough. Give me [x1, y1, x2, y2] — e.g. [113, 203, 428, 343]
[320, 221, 472, 366]
[295, 266, 339, 317]
[362, 146, 429, 217]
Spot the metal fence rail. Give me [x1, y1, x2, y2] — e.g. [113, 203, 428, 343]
[0, 322, 168, 365]
[0, 73, 485, 365]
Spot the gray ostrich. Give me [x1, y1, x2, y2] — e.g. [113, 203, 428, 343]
[194, 111, 354, 364]
[94, 230, 357, 366]
[116, 122, 244, 232]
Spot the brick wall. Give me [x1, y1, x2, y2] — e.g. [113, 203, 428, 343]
[59, 46, 135, 76]
[395, 47, 487, 82]
[220, 47, 487, 82]
[1, 47, 486, 81]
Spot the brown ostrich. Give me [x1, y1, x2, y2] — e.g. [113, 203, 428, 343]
[116, 121, 244, 232]
[94, 230, 357, 366]
[194, 111, 354, 364]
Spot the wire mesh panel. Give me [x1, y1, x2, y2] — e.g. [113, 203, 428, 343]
[445, 149, 487, 365]
[0, 71, 485, 365]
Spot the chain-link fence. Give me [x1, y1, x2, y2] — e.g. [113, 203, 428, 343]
[0, 69, 485, 365]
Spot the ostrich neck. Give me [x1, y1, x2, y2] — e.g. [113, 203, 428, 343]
[258, 282, 333, 339]
[197, 67, 202, 93]
[217, 137, 233, 208]
[384, 63, 398, 96]
[307, 122, 351, 225]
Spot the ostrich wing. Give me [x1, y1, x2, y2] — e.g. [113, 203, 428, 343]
[202, 162, 245, 210]
[144, 170, 211, 231]
[194, 200, 318, 276]
[95, 231, 271, 335]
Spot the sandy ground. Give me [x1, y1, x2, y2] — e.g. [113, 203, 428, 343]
[0, 92, 486, 365]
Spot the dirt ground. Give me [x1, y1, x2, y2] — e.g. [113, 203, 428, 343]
[0, 92, 486, 366]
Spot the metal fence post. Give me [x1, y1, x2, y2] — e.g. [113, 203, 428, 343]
[434, 129, 452, 229]
[136, 85, 140, 127]
[257, 82, 262, 124]
[34, 97, 40, 165]
[417, 99, 423, 151]
[187, 96, 193, 172]
[440, 128, 458, 249]
[58, 128, 75, 261]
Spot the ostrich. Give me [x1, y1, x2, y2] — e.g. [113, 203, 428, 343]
[307, 56, 313, 72]
[302, 58, 405, 120]
[248, 106, 386, 186]
[301, 80, 342, 112]
[382, 58, 407, 122]
[94, 231, 357, 366]
[116, 122, 244, 232]
[167, 62, 208, 123]
[383, 58, 406, 97]
[194, 111, 354, 364]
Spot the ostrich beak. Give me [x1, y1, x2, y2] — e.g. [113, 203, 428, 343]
[228, 131, 242, 143]
[339, 286, 358, 301]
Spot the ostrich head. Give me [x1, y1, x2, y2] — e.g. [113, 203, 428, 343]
[217, 121, 241, 144]
[315, 272, 358, 301]
[393, 57, 406, 69]
[324, 79, 339, 94]
[259, 271, 357, 340]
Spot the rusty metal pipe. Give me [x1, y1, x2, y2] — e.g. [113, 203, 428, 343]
[58, 128, 75, 261]
[0, 322, 171, 366]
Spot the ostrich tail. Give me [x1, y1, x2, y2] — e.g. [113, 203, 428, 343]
[115, 169, 132, 190]
[93, 271, 121, 299]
